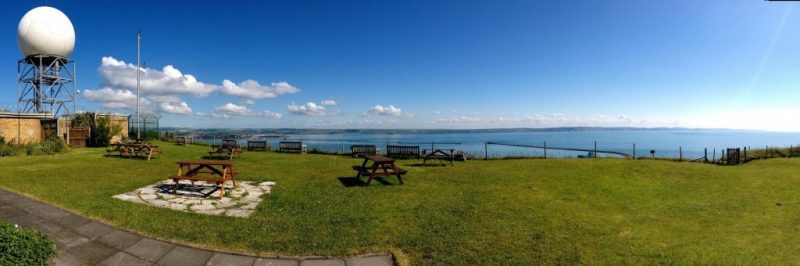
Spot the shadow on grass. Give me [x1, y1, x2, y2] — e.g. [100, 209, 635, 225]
[404, 163, 451, 167]
[103, 155, 158, 161]
[337, 177, 397, 187]
[154, 183, 219, 198]
[201, 156, 232, 160]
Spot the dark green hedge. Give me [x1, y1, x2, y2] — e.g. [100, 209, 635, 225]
[0, 220, 56, 265]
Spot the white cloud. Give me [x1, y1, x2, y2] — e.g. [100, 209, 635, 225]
[437, 116, 482, 123]
[288, 102, 341, 116]
[679, 107, 800, 131]
[95, 56, 297, 116]
[220, 79, 299, 101]
[99, 57, 217, 97]
[213, 103, 252, 118]
[367, 105, 410, 117]
[321, 100, 337, 106]
[158, 102, 192, 115]
[258, 110, 283, 120]
[82, 87, 150, 110]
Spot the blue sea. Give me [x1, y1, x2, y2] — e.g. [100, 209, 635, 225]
[194, 130, 800, 159]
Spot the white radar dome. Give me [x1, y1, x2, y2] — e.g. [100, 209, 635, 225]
[17, 6, 75, 58]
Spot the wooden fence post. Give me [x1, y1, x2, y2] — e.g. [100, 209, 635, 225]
[633, 143, 636, 160]
[594, 141, 597, 158]
[704, 148, 707, 163]
[484, 141, 488, 160]
[679, 146, 682, 162]
[543, 141, 547, 159]
[712, 148, 716, 163]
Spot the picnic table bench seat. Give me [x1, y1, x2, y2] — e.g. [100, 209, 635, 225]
[386, 145, 420, 159]
[207, 147, 241, 160]
[352, 165, 407, 175]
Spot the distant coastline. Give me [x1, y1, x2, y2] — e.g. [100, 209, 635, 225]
[162, 127, 754, 136]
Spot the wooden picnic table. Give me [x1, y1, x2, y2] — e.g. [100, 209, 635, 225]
[353, 155, 406, 185]
[208, 144, 242, 160]
[171, 160, 237, 198]
[107, 143, 161, 160]
[423, 149, 457, 165]
[126, 143, 161, 160]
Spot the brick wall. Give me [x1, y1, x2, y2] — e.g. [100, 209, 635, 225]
[0, 117, 43, 144]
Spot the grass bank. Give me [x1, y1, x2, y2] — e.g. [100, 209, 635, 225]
[0, 142, 798, 264]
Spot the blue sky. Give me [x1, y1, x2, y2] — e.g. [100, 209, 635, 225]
[0, 1, 798, 130]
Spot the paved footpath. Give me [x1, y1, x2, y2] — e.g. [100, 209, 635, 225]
[0, 188, 394, 266]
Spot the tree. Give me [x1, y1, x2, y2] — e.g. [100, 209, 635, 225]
[92, 115, 123, 146]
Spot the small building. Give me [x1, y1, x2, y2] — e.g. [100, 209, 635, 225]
[0, 112, 53, 144]
[0, 111, 129, 146]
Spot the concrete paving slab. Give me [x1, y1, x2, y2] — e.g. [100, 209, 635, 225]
[124, 238, 176, 262]
[157, 246, 214, 266]
[29, 204, 72, 220]
[98, 251, 153, 266]
[53, 229, 91, 249]
[53, 251, 88, 266]
[97, 229, 144, 250]
[300, 259, 346, 266]
[345, 256, 394, 266]
[6, 213, 43, 227]
[74, 221, 114, 240]
[30, 219, 66, 236]
[206, 252, 257, 266]
[253, 258, 300, 266]
[0, 205, 26, 219]
[54, 213, 92, 229]
[67, 240, 120, 265]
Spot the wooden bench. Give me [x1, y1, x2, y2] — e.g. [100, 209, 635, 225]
[350, 145, 378, 158]
[176, 136, 192, 145]
[222, 139, 240, 148]
[247, 140, 270, 151]
[279, 141, 306, 154]
[386, 145, 420, 159]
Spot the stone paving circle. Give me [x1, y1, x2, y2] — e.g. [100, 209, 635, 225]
[113, 179, 274, 218]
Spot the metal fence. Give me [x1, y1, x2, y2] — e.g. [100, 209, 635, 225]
[128, 114, 161, 139]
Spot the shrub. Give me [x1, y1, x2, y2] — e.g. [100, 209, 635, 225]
[25, 144, 43, 156]
[0, 220, 56, 265]
[0, 144, 15, 157]
[41, 135, 68, 154]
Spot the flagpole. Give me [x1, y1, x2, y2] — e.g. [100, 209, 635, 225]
[136, 30, 141, 139]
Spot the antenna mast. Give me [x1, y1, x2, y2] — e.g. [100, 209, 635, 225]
[136, 31, 141, 139]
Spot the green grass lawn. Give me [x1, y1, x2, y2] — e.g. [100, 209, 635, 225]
[1, 142, 799, 265]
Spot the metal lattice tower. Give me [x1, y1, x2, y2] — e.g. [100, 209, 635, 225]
[17, 54, 76, 116]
